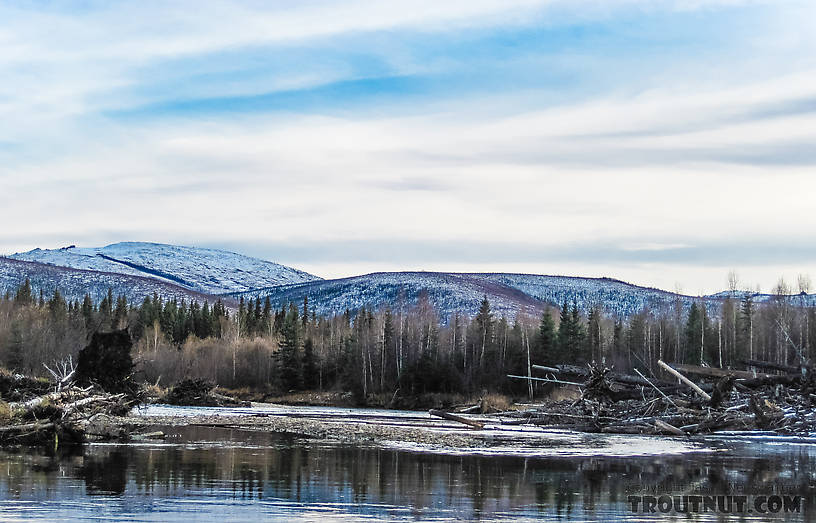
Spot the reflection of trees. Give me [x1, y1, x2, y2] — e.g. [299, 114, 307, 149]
[1, 435, 816, 519]
[80, 449, 128, 494]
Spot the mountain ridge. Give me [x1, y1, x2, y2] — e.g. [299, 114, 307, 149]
[9, 241, 320, 294]
[5, 242, 816, 319]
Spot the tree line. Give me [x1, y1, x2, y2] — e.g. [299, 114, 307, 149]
[1, 276, 814, 399]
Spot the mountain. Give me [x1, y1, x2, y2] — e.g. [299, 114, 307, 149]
[0, 257, 223, 306]
[8, 242, 320, 294]
[229, 272, 546, 320]
[228, 271, 721, 320]
[704, 289, 816, 307]
[6, 242, 816, 321]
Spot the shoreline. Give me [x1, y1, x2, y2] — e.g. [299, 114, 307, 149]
[110, 403, 725, 458]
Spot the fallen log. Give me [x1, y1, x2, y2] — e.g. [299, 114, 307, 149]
[61, 394, 127, 420]
[507, 374, 584, 386]
[671, 363, 774, 381]
[740, 359, 803, 375]
[11, 390, 75, 412]
[0, 421, 55, 435]
[655, 419, 686, 436]
[634, 368, 678, 408]
[657, 360, 712, 402]
[429, 409, 485, 430]
[539, 364, 674, 388]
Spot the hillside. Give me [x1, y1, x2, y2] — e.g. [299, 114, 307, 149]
[228, 271, 722, 320]
[9, 242, 320, 294]
[229, 272, 546, 320]
[8, 242, 816, 321]
[0, 257, 226, 306]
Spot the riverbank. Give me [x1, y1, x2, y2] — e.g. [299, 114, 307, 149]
[120, 404, 501, 449]
[113, 402, 720, 458]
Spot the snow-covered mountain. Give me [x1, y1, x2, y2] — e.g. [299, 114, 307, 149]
[7, 242, 816, 321]
[9, 242, 320, 294]
[228, 271, 722, 320]
[704, 289, 816, 307]
[0, 257, 225, 306]
[470, 273, 693, 318]
[230, 272, 547, 320]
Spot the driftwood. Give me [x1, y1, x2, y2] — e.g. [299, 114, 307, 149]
[741, 359, 803, 374]
[164, 379, 248, 407]
[634, 368, 678, 408]
[429, 409, 485, 430]
[536, 364, 673, 388]
[508, 358, 816, 437]
[654, 419, 685, 436]
[0, 380, 137, 447]
[506, 375, 584, 387]
[658, 360, 712, 402]
[670, 363, 774, 381]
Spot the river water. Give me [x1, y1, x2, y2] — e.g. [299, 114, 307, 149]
[0, 405, 813, 521]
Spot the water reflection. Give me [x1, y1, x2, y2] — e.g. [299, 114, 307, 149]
[0, 426, 813, 521]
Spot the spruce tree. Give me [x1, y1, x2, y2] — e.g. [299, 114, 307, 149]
[536, 311, 556, 364]
[475, 295, 493, 369]
[557, 301, 586, 363]
[302, 296, 309, 328]
[277, 303, 302, 391]
[81, 294, 94, 329]
[302, 337, 317, 389]
[5, 318, 24, 371]
[14, 278, 33, 306]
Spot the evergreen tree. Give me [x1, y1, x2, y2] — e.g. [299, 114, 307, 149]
[535, 311, 556, 364]
[557, 301, 586, 362]
[474, 295, 493, 369]
[684, 303, 714, 364]
[199, 301, 212, 338]
[48, 289, 67, 322]
[14, 278, 33, 306]
[277, 303, 302, 390]
[99, 288, 114, 329]
[5, 318, 25, 371]
[302, 296, 309, 328]
[302, 337, 318, 389]
[586, 306, 602, 362]
[81, 294, 94, 329]
[613, 319, 624, 354]
[113, 294, 128, 329]
[737, 293, 755, 360]
[262, 297, 272, 335]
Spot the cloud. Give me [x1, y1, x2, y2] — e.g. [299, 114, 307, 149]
[1, 0, 816, 294]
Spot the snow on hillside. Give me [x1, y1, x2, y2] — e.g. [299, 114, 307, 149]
[229, 271, 722, 321]
[230, 272, 546, 321]
[468, 273, 705, 317]
[11, 242, 814, 321]
[704, 289, 816, 307]
[9, 242, 320, 294]
[0, 257, 228, 306]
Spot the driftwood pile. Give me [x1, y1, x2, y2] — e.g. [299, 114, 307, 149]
[504, 359, 816, 437]
[164, 379, 249, 407]
[0, 380, 137, 447]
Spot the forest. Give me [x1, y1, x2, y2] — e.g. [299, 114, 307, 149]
[1, 277, 814, 402]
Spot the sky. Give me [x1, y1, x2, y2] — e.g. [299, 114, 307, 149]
[1, 0, 816, 295]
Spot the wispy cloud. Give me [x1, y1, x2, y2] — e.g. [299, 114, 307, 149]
[1, 0, 815, 293]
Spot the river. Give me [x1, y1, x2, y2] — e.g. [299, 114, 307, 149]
[0, 405, 812, 521]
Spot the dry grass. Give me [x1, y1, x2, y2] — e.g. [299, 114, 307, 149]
[480, 393, 512, 413]
[0, 401, 13, 422]
[142, 383, 167, 400]
[546, 385, 582, 402]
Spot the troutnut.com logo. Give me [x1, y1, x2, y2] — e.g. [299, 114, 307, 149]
[628, 495, 802, 515]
